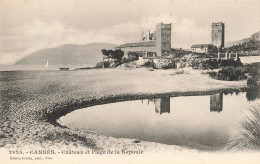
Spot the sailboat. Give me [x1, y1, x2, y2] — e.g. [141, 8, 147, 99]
[45, 60, 49, 68]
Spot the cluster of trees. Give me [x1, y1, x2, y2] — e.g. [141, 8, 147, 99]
[246, 63, 260, 100]
[192, 59, 243, 70]
[207, 45, 218, 54]
[207, 45, 230, 54]
[209, 66, 247, 81]
[101, 49, 124, 61]
[227, 40, 260, 52]
[170, 48, 192, 58]
[207, 42, 259, 54]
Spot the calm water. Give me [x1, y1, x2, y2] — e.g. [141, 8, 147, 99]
[240, 56, 260, 64]
[0, 64, 94, 71]
[59, 92, 259, 151]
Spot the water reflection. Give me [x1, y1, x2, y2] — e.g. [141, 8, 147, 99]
[210, 93, 223, 113]
[144, 93, 225, 114]
[143, 91, 260, 114]
[60, 92, 260, 151]
[142, 98, 171, 114]
[154, 97, 170, 114]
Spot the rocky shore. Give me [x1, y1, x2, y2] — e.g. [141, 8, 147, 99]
[0, 68, 246, 152]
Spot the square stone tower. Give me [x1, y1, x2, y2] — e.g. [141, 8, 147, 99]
[211, 22, 225, 48]
[156, 23, 172, 56]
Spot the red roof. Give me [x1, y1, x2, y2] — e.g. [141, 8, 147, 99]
[116, 41, 156, 48]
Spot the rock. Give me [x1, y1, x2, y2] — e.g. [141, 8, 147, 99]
[148, 67, 154, 71]
[153, 58, 175, 69]
[176, 63, 181, 68]
[133, 139, 141, 143]
[95, 61, 110, 68]
[108, 60, 117, 68]
[135, 58, 150, 66]
[118, 59, 150, 69]
[71, 137, 77, 142]
[0, 130, 5, 138]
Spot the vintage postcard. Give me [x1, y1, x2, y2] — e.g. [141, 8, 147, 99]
[0, 0, 260, 163]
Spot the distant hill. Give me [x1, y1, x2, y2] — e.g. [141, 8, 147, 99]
[226, 31, 260, 47]
[15, 43, 117, 66]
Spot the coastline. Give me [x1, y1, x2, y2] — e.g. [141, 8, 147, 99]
[0, 68, 248, 152]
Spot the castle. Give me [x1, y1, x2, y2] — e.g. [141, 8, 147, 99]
[115, 23, 171, 58]
[115, 22, 226, 57]
[191, 22, 225, 54]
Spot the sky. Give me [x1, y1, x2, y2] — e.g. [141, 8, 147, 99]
[0, 0, 260, 65]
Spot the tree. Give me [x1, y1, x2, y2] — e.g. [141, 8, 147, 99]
[101, 49, 109, 56]
[107, 50, 115, 59]
[101, 49, 125, 62]
[208, 45, 218, 54]
[114, 49, 124, 60]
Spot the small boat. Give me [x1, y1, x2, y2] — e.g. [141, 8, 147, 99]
[59, 67, 70, 71]
[45, 60, 49, 68]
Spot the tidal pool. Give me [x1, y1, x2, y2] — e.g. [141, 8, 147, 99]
[58, 92, 259, 151]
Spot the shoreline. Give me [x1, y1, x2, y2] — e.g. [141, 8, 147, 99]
[47, 87, 247, 123]
[0, 69, 249, 153]
[49, 87, 248, 153]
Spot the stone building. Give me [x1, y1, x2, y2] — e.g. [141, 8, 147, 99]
[191, 44, 211, 54]
[115, 23, 172, 58]
[211, 22, 225, 48]
[191, 22, 225, 54]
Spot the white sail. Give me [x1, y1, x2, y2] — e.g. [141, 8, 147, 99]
[45, 60, 49, 68]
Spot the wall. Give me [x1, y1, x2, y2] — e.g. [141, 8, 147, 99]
[192, 47, 208, 53]
[119, 46, 157, 58]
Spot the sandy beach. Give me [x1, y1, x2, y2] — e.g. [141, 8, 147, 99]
[0, 68, 247, 152]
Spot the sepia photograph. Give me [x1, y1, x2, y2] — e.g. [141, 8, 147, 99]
[0, 0, 260, 163]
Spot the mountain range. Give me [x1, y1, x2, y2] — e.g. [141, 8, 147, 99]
[15, 31, 260, 66]
[226, 31, 260, 47]
[15, 43, 116, 66]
